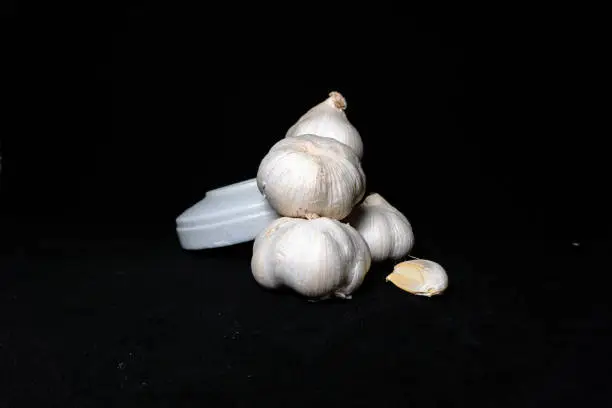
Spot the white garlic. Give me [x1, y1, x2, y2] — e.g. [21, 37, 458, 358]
[386, 259, 448, 297]
[285, 91, 364, 159]
[251, 217, 372, 299]
[257, 134, 366, 220]
[345, 193, 414, 262]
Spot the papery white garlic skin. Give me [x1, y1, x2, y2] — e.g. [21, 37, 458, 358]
[386, 259, 448, 297]
[285, 91, 364, 159]
[251, 217, 372, 299]
[257, 134, 366, 220]
[345, 193, 414, 262]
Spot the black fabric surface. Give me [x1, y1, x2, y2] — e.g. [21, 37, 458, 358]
[1, 10, 609, 407]
[0, 228, 605, 407]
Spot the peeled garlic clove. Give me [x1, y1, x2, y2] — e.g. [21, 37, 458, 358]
[345, 193, 414, 262]
[251, 217, 372, 299]
[257, 134, 366, 220]
[386, 259, 448, 297]
[285, 91, 364, 159]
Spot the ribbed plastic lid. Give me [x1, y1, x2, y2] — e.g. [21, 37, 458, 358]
[175, 178, 280, 250]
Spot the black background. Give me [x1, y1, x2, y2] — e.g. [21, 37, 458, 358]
[0, 7, 609, 407]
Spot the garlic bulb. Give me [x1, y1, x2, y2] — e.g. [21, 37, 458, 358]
[285, 91, 364, 159]
[345, 193, 414, 262]
[257, 134, 366, 220]
[386, 259, 448, 297]
[251, 217, 372, 299]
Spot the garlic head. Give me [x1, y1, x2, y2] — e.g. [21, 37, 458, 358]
[345, 193, 414, 262]
[285, 91, 364, 159]
[251, 217, 372, 299]
[386, 259, 448, 297]
[257, 134, 366, 220]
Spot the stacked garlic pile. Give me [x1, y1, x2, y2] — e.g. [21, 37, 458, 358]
[251, 91, 448, 300]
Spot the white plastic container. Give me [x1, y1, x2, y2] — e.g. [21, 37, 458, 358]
[175, 178, 280, 250]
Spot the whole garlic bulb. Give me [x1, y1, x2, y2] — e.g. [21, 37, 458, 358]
[251, 217, 372, 299]
[257, 134, 366, 220]
[285, 91, 364, 159]
[345, 193, 414, 262]
[386, 259, 448, 297]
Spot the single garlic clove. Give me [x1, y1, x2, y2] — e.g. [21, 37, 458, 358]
[385, 259, 448, 297]
[285, 91, 364, 159]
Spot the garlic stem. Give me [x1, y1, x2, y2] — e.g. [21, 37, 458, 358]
[328, 91, 347, 110]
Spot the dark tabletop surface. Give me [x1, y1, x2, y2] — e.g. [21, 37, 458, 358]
[0, 217, 605, 407]
[1, 10, 609, 407]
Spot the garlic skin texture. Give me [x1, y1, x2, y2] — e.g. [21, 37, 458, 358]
[344, 193, 414, 262]
[386, 259, 448, 297]
[251, 217, 372, 299]
[257, 134, 366, 220]
[285, 91, 364, 159]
